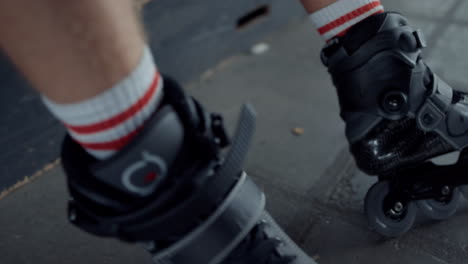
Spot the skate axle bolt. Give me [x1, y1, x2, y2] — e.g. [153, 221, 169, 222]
[393, 202, 404, 213]
[143, 241, 156, 251]
[423, 113, 435, 125]
[69, 209, 77, 222]
[382, 92, 407, 113]
[388, 201, 405, 217]
[441, 186, 451, 196]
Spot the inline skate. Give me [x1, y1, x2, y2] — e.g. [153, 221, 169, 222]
[321, 12, 468, 237]
[61, 77, 318, 263]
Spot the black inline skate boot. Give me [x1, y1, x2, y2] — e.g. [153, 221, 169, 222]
[61, 77, 316, 263]
[321, 12, 468, 237]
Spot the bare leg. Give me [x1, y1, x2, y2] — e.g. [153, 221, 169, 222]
[0, 0, 145, 104]
[0, 0, 163, 159]
[299, 0, 338, 13]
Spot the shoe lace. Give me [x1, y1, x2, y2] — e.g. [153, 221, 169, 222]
[224, 222, 296, 264]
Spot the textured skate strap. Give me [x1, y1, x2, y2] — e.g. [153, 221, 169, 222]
[152, 173, 265, 264]
[211, 104, 257, 192]
[149, 105, 264, 264]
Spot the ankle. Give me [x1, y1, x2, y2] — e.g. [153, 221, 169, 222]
[42, 47, 164, 160]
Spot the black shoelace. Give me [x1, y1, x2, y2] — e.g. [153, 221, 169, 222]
[224, 222, 296, 264]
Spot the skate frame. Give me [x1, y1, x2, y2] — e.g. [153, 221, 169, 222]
[380, 149, 468, 206]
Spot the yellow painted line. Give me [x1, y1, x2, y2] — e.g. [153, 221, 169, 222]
[0, 158, 61, 200]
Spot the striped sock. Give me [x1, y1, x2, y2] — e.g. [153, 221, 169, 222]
[309, 0, 384, 42]
[42, 47, 163, 160]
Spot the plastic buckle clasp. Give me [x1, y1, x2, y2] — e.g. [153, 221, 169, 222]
[210, 113, 230, 148]
[413, 29, 427, 48]
[194, 112, 231, 159]
[320, 38, 340, 66]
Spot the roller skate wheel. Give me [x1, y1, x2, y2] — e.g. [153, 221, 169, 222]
[416, 187, 461, 220]
[364, 181, 416, 237]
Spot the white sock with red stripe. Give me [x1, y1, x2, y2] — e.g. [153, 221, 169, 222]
[309, 0, 384, 42]
[42, 46, 163, 160]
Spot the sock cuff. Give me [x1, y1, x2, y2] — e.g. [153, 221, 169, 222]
[309, 0, 384, 42]
[42, 47, 158, 124]
[42, 46, 163, 159]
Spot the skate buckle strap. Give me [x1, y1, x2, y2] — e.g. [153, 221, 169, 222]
[412, 75, 468, 151]
[152, 174, 265, 264]
[416, 76, 452, 132]
[150, 105, 265, 264]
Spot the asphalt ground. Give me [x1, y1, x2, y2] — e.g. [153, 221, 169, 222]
[2, 0, 468, 263]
